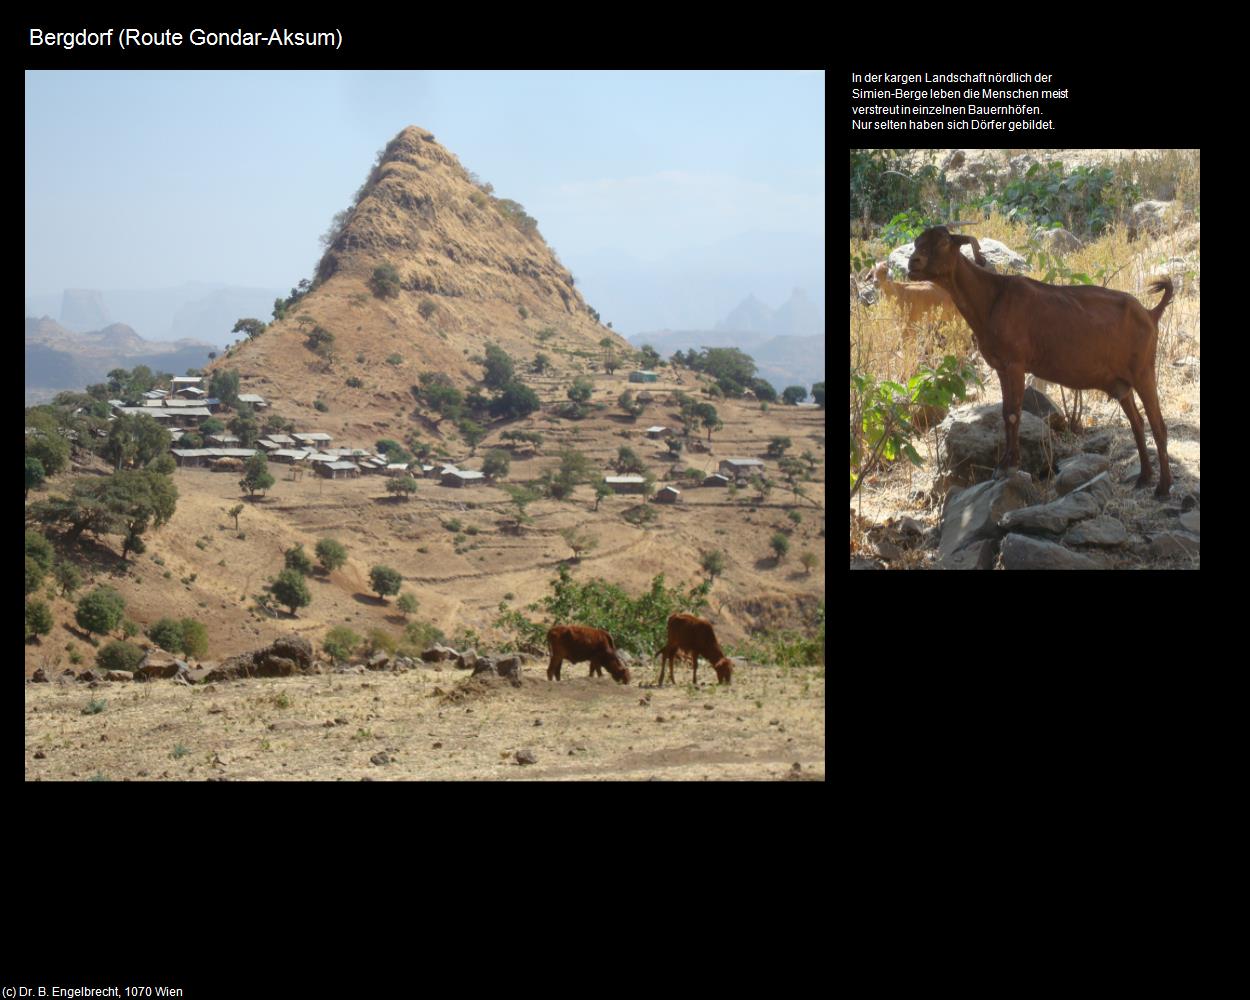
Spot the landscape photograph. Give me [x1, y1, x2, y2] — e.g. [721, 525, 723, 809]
[24, 70, 826, 781]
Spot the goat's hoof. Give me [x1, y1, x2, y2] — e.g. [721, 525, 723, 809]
[1154, 483, 1172, 498]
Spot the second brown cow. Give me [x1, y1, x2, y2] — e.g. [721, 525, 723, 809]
[546, 624, 631, 684]
[656, 613, 733, 686]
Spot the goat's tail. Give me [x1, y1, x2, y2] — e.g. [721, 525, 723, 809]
[1146, 276, 1174, 323]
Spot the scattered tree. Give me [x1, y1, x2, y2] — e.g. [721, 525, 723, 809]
[284, 543, 315, 576]
[386, 476, 419, 500]
[782, 385, 808, 405]
[315, 538, 348, 574]
[271, 568, 312, 616]
[766, 436, 793, 458]
[560, 527, 598, 561]
[370, 263, 402, 299]
[25, 599, 54, 641]
[700, 549, 726, 584]
[482, 450, 510, 480]
[482, 343, 516, 389]
[799, 551, 819, 575]
[323, 625, 362, 662]
[811, 381, 825, 407]
[25, 456, 46, 498]
[369, 565, 403, 601]
[232, 318, 267, 341]
[396, 593, 418, 618]
[54, 560, 82, 598]
[75, 586, 126, 638]
[770, 532, 790, 562]
[239, 453, 275, 498]
[96, 640, 145, 672]
[227, 503, 244, 532]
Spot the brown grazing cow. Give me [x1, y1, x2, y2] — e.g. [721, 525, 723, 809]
[546, 625, 631, 684]
[656, 613, 733, 686]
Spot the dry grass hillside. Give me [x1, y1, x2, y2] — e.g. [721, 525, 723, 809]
[25, 364, 825, 676]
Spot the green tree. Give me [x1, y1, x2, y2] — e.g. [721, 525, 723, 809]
[567, 377, 593, 404]
[694, 402, 722, 442]
[618, 390, 643, 419]
[396, 593, 418, 618]
[532, 353, 551, 374]
[637, 345, 662, 368]
[593, 481, 611, 511]
[700, 549, 726, 584]
[76, 586, 126, 638]
[54, 560, 83, 598]
[97, 640, 145, 672]
[811, 381, 826, 407]
[323, 625, 362, 662]
[315, 538, 348, 574]
[560, 527, 597, 561]
[766, 436, 793, 458]
[284, 543, 315, 576]
[482, 450, 510, 480]
[25, 557, 46, 595]
[232, 318, 267, 341]
[458, 419, 487, 455]
[482, 343, 516, 389]
[25, 456, 46, 498]
[25, 599, 54, 641]
[544, 448, 594, 500]
[180, 619, 209, 658]
[147, 618, 186, 652]
[26, 529, 55, 574]
[305, 326, 336, 356]
[209, 370, 241, 408]
[271, 569, 311, 616]
[501, 484, 539, 531]
[239, 452, 275, 497]
[770, 532, 789, 562]
[24, 422, 70, 478]
[616, 446, 646, 474]
[227, 503, 244, 532]
[386, 476, 419, 500]
[370, 565, 403, 601]
[799, 551, 819, 576]
[489, 380, 541, 420]
[782, 385, 808, 405]
[370, 263, 402, 298]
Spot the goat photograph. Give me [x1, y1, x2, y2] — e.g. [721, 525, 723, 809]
[850, 149, 1200, 569]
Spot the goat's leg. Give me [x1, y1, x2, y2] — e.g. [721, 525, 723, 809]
[995, 366, 1026, 477]
[1134, 378, 1172, 497]
[1117, 392, 1154, 490]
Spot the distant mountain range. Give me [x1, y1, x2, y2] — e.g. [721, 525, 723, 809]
[571, 231, 825, 337]
[628, 288, 825, 393]
[24, 316, 216, 404]
[23, 283, 286, 348]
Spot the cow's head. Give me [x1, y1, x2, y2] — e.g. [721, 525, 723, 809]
[605, 654, 631, 684]
[712, 658, 733, 685]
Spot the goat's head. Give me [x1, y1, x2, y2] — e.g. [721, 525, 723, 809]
[908, 226, 986, 283]
[871, 261, 889, 284]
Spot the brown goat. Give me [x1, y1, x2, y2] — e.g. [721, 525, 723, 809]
[907, 226, 1174, 496]
[871, 261, 960, 329]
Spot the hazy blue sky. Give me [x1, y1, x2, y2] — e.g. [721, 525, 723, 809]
[25, 70, 825, 296]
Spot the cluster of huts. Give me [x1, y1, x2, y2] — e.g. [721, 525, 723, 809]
[110, 376, 775, 497]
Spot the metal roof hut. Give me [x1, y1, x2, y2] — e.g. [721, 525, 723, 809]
[441, 468, 486, 488]
[655, 485, 681, 503]
[316, 461, 360, 479]
[604, 474, 646, 494]
[629, 370, 659, 383]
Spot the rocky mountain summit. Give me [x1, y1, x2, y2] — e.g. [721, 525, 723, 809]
[208, 126, 628, 429]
